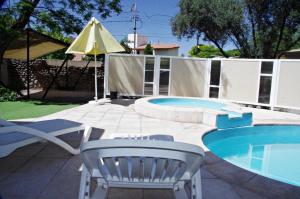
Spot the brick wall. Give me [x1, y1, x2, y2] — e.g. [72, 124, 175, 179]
[2, 59, 104, 92]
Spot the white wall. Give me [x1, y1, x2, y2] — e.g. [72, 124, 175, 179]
[105, 54, 300, 110]
[127, 34, 148, 49]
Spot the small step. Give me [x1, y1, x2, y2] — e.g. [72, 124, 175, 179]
[221, 107, 242, 118]
[216, 112, 253, 129]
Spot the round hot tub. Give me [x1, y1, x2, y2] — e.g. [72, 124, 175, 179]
[149, 97, 227, 110]
[134, 97, 251, 127]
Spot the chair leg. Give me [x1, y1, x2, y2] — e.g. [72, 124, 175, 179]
[81, 126, 92, 144]
[191, 169, 202, 199]
[174, 181, 189, 199]
[79, 165, 91, 199]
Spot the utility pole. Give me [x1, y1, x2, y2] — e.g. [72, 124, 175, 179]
[131, 2, 137, 54]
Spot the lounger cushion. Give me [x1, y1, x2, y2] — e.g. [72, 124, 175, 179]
[0, 119, 83, 145]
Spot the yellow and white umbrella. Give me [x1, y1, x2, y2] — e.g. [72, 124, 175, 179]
[66, 17, 124, 100]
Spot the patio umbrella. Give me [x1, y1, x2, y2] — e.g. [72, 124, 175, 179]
[65, 17, 124, 101]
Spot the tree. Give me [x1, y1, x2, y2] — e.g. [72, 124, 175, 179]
[189, 44, 222, 58]
[0, 0, 122, 68]
[189, 44, 240, 58]
[144, 43, 153, 55]
[226, 49, 241, 57]
[172, 0, 300, 58]
[120, 38, 132, 54]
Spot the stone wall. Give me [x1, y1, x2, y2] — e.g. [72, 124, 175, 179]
[2, 59, 104, 92]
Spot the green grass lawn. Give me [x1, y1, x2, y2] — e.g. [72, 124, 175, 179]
[0, 100, 80, 120]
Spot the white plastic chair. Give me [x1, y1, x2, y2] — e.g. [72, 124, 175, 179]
[79, 138, 204, 199]
[0, 119, 92, 158]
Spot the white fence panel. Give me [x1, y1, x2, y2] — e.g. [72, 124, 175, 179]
[105, 54, 300, 110]
[275, 60, 300, 109]
[219, 59, 261, 104]
[170, 58, 207, 97]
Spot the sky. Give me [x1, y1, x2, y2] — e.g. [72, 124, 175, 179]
[97, 0, 213, 56]
[2, 0, 235, 56]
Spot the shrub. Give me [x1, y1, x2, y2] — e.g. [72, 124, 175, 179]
[144, 44, 153, 55]
[0, 85, 17, 102]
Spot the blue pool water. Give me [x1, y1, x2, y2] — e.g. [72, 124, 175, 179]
[150, 98, 226, 110]
[149, 98, 242, 118]
[203, 125, 300, 186]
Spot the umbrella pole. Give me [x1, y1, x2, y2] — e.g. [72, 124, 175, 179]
[94, 53, 98, 101]
[26, 28, 30, 99]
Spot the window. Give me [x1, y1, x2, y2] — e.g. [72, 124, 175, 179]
[210, 61, 221, 86]
[144, 57, 155, 95]
[209, 60, 221, 98]
[260, 62, 273, 74]
[209, 87, 219, 98]
[144, 83, 154, 95]
[258, 61, 273, 104]
[159, 58, 170, 95]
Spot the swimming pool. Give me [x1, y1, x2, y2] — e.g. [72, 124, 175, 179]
[203, 125, 300, 186]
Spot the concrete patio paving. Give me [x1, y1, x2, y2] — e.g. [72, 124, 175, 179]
[1, 99, 300, 199]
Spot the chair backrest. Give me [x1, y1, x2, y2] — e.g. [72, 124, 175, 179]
[81, 139, 204, 187]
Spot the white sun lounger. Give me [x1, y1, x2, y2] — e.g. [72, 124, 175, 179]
[0, 119, 92, 158]
[79, 138, 205, 199]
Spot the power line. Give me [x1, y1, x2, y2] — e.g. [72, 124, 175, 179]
[113, 34, 177, 39]
[102, 20, 131, 23]
[142, 12, 173, 19]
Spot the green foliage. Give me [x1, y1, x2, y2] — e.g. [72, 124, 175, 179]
[189, 45, 221, 58]
[31, 0, 122, 35]
[0, 85, 17, 102]
[0, 0, 122, 64]
[226, 49, 241, 57]
[189, 45, 240, 58]
[172, 0, 300, 58]
[119, 38, 132, 54]
[144, 44, 153, 55]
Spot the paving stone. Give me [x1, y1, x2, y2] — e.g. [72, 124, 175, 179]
[15, 157, 67, 176]
[0, 157, 29, 181]
[232, 185, 269, 199]
[57, 155, 83, 176]
[116, 127, 141, 134]
[35, 144, 73, 158]
[0, 173, 54, 198]
[108, 188, 143, 199]
[203, 159, 256, 185]
[9, 142, 46, 157]
[242, 174, 300, 199]
[287, 186, 300, 199]
[0, 195, 38, 199]
[202, 178, 241, 199]
[201, 167, 217, 179]
[143, 189, 174, 199]
[37, 156, 82, 199]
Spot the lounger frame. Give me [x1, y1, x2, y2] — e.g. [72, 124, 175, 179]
[0, 119, 92, 158]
